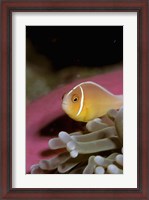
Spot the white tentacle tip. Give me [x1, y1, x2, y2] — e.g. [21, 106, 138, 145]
[70, 150, 78, 158]
[107, 164, 123, 174]
[67, 141, 76, 151]
[39, 160, 47, 170]
[48, 139, 56, 149]
[93, 118, 102, 123]
[95, 166, 105, 174]
[59, 131, 71, 144]
[94, 156, 105, 166]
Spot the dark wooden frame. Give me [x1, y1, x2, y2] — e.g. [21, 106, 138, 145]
[0, 0, 148, 199]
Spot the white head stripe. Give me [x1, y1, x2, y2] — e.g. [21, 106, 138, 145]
[67, 81, 112, 97]
[76, 86, 84, 116]
[79, 81, 113, 95]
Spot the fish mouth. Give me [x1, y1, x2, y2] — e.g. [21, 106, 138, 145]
[62, 102, 68, 110]
[62, 101, 68, 106]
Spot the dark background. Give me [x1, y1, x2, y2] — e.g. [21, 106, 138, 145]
[26, 26, 123, 69]
[26, 26, 123, 102]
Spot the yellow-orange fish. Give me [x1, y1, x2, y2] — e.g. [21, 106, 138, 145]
[62, 81, 123, 122]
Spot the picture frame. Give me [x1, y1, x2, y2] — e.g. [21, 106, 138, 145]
[0, 0, 148, 199]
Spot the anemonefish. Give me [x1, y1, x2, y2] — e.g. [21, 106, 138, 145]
[62, 81, 123, 122]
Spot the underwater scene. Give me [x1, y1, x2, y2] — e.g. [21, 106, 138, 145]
[26, 26, 123, 174]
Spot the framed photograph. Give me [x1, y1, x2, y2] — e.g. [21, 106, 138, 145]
[1, 0, 149, 199]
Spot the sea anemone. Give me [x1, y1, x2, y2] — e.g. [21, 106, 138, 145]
[30, 107, 123, 174]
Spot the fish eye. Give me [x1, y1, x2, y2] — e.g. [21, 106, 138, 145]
[72, 95, 79, 103]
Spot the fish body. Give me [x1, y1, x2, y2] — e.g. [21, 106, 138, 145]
[62, 81, 123, 122]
